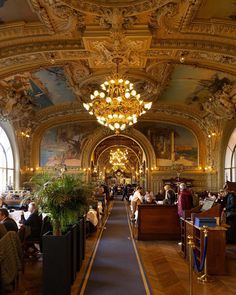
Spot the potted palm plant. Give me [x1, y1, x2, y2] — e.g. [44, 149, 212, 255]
[31, 171, 93, 295]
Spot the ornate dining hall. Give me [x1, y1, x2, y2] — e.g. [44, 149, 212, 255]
[0, 0, 236, 294]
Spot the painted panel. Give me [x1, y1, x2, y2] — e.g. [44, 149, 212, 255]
[159, 65, 236, 108]
[196, 0, 236, 20]
[0, 0, 39, 23]
[40, 123, 97, 167]
[32, 67, 77, 106]
[135, 122, 198, 167]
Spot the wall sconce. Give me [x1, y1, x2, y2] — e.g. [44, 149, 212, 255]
[179, 52, 186, 64]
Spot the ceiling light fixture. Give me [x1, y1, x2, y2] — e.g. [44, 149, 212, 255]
[109, 148, 128, 171]
[83, 58, 152, 133]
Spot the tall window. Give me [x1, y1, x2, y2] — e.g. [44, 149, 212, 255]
[0, 126, 14, 192]
[225, 128, 236, 182]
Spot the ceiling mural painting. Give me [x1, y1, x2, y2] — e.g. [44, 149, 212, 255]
[159, 64, 236, 117]
[32, 67, 77, 105]
[135, 122, 198, 167]
[29, 80, 53, 110]
[196, 0, 236, 20]
[40, 122, 98, 167]
[0, 0, 39, 23]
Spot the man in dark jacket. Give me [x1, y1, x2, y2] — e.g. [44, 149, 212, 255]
[0, 208, 18, 232]
[20, 202, 42, 239]
[223, 188, 236, 243]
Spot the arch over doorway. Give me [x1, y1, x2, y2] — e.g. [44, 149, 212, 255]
[81, 128, 156, 187]
[81, 128, 156, 168]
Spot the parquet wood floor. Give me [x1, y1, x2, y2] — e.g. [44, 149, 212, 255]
[9, 201, 236, 295]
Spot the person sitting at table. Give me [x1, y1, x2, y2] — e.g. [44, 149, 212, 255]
[144, 191, 155, 204]
[0, 208, 18, 232]
[0, 197, 7, 209]
[19, 202, 42, 255]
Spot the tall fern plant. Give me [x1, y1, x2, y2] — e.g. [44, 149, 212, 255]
[33, 173, 92, 236]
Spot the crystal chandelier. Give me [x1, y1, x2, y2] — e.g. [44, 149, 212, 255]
[83, 58, 152, 133]
[109, 148, 128, 171]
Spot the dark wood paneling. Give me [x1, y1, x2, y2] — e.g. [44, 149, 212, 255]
[138, 205, 180, 240]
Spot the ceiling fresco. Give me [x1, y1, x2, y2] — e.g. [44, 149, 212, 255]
[32, 67, 77, 106]
[196, 0, 236, 20]
[159, 65, 236, 110]
[0, 0, 39, 23]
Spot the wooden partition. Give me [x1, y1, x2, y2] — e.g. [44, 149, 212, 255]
[183, 203, 221, 223]
[181, 219, 227, 275]
[137, 205, 180, 240]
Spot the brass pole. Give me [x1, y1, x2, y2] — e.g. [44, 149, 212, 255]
[187, 235, 194, 295]
[198, 226, 211, 283]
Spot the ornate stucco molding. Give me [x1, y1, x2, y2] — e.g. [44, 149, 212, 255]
[27, 0, 55, 32]
[0, 74, 37, 134]
[202, 83, 236, 120]
[0, 22, 52, 42]
[28, 0, 86, 34]
[179, 0, 236, 38]
[45, 0, 179, 15]
[151, 39, 236, 56]
[0, 41, 84, 59]
[149, 2, 180, 34]
[83, 30, 152, 68]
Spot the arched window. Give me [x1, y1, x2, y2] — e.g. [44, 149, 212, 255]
[0, 125, 15, 192]
[225, 128, 236, 182]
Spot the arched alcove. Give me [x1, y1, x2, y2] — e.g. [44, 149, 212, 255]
[0, 122, 20, 191]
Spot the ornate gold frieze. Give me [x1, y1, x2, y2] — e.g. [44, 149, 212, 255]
[0, 22, 51, 42]
[49, 0, 179, 14]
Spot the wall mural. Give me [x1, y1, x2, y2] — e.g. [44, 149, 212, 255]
[40, 123, 98, 167]
[0, 0, 39, 23]
[135, 122, 198, 167]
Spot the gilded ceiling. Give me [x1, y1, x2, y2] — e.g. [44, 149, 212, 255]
[0, 0, 236, 140]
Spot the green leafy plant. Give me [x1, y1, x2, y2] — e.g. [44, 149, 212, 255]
[32, 172, 93, 236]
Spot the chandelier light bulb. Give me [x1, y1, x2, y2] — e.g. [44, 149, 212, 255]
[131, 90, 136, 96]
[83, 103, 90, 111]
[144, 102, 152, 109]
